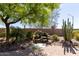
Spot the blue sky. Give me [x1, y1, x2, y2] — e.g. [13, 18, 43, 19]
[0, 3, 79, 29]
[57, 3, 79, 29]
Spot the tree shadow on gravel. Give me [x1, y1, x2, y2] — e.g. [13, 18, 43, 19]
[0, 42, 47, 56]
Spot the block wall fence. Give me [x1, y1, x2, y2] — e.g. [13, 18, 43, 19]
[0, 27, 63, 36]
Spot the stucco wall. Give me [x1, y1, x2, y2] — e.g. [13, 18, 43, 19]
[0, 28, 63, 36]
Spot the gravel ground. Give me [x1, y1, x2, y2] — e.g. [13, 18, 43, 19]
[41, 45, 79, 56]
[0, 44, 79, 56]
[0, 37, 79, 56]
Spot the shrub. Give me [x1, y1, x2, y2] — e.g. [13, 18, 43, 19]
[71, 30, 79, 41]
[0, 32, 5, 37]
[75, 34, 79, 41]
[33, 30, 49, 43]
[73, 31, 79, 41]
[72, 31, 79, 38]
[26, 31, 33, 40]
[33, 30, 42, 40]
[51, 34, 59, 42]
[10, 27, 26, 43]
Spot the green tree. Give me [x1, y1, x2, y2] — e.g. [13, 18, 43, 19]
[21, 3, 60, 28]
[0, 4, 27, 42]
[0, 3, 60, 42]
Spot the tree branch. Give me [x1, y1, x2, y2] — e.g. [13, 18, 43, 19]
[0, 15, 10, 24]
[5, 15, 9, 21]
[8, 10, 33, 24]
[0, 16, 6, 23]
[6, 9, 33, 25]
[9, 18, 22, 24]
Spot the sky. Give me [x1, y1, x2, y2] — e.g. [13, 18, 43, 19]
[0, 3, 79, 29]
[57, 3, 79, 29]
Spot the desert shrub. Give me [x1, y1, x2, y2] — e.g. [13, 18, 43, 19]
[72, 30, 79, 41]
[71, 30, 79, 41]
[72, 31, 79, 38]
[73, 32, 79, 41]
[41, 32, 49, 43]
[72, 31, 75, 38]
[0, 32, 5, 37]
[75, 34, 79, 41]
[33, 30, 49, 43]
[50, 34, 59, 42]
[33, 30, 42, 40]
[26, 31, 33, 40]
[10, 27, 26, 43]
[33, 30, 42, 43]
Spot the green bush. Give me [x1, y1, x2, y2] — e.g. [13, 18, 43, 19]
[10, 27, 26, 43]
[0, 32, 5, 37]
[75, 35, 79, 41]
[26, 31, 33, 40]
[73, 32, 79, 41]
[72, 31, 79, 38]
[51, 34, 59, 42]
[71, 30, 79, 41]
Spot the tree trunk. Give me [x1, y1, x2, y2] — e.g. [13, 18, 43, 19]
[5, 24, 10, 42]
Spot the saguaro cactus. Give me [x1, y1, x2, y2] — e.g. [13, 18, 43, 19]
[62, 18, 73, 41]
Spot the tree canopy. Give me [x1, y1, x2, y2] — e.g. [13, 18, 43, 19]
[0, 3, 60, 41]
[20, 3, 60, 27]
[0, 3, 60, 26]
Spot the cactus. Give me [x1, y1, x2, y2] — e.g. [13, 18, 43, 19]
[62, 18, 73, 41]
